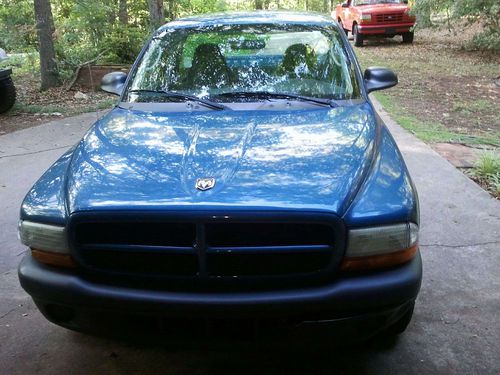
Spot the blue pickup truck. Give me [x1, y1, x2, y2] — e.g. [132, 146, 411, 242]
[18, 12, 421, 340]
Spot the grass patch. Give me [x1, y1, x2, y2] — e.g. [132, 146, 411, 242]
[354, 31, 500, 149]
[12, 102, 66, 115]
[0, 52, 115, 134]
[374, 93, 500, 146]
[71, 98, 116, 115]
[11, 98, 115, 116]
[474, 152, 500, 177]
[470, 152, 500, 198]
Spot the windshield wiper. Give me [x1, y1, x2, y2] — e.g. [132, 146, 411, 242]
[128, 89, 227, 110]
[214, 91, 338, 108]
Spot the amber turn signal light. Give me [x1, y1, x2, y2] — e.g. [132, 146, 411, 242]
[31, 249, 77, 268]
[340, 244, 418, 272]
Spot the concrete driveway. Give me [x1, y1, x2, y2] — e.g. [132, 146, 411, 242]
[0, 103, 499, 374]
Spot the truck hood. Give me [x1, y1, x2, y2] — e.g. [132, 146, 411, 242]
[356, 4, 409, 13]
[66, 104, 377, 215]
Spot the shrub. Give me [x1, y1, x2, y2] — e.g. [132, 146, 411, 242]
[413, 0, 500, 51]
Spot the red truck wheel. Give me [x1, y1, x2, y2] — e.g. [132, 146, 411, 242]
[353, 24, 364, 47]
[402, 31, 414, 44]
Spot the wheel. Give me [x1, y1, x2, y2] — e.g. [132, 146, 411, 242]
[353, 24, 364, 47]
[384, 302, 415, 335]
[0, 76, 16, 113]
[338, 20, 348, 36]
[402, 31, 414, 44]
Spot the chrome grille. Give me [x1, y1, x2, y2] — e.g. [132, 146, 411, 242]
[375, 13, 404, 23]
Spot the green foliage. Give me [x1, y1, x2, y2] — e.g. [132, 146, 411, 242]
[413, 0, 500, 51]
[488, 173, 500, 197]
[54, 0, 150, 78]
[4, 0, 495, 82]
[100, 26, 149, 64]
[474, 152, 500, 178]
[0, 0, 37, 52]
[176, 0, 228, 16]
[469, 29, 500, 52]
[1, 0, 335, 66]
[472, 152, 500, 197]
[0, 53, 39, 75]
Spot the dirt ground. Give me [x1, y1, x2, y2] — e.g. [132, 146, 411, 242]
[0, 71, 114, 135]
[355, 25, 500, 145]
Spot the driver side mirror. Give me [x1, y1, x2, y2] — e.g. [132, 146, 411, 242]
[101, 71, 127, 96]
[364, 67, 398, 93]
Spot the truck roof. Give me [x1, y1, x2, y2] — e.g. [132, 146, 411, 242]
[159, 11, 335, 31]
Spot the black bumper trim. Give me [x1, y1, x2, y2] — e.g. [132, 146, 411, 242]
[19, 251, 422, 319]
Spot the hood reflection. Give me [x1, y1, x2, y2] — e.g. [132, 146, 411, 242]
[67, 104, 376, 215]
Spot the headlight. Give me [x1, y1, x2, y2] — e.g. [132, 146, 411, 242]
[360, 13, 372, 22]
[19, 221, 68, 253]
[342, 223, 418, 271]
[19, 221, 75, 267]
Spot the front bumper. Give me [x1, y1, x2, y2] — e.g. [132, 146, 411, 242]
[19, 251, 422, 335]
[358, 23, 414, 35]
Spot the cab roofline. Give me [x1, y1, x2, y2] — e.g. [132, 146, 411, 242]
[158, 11, 336, 31]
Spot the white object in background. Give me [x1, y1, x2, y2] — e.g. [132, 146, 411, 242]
[0, 48, 7, 60]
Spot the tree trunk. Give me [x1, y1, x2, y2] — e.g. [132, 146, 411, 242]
[323, 0, 329, 13]
[34, 0, 59, 91]
[119, 0, 128, 24]
[165, 0, 176, 21]
[148, 0, 164, 31]
[255, 0, 263, 10]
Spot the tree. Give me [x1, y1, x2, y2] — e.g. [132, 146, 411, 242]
[255, 0, 264, 10]
[34, 0, 59, 90]
[119, 0, 128, 24]
[323, 0, 329, 13]
[413, 0, 499, 51]
[148, 0, 164, 31]
[165, 0, 176, 21]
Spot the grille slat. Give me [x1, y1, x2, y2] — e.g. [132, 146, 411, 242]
[82, 249, 198, 276]
[208, 252, 331, 276]
[207, 244, 332, 254]
[375, 13, 404, 23]
[80, 244, 195, 254]
[76, 222, 196, 247]
[206, 223, 333, 247]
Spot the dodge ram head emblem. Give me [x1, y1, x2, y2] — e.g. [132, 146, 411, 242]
[195, 178, 216, 191]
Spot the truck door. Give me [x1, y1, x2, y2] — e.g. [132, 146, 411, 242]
[344, 0, 353, 30]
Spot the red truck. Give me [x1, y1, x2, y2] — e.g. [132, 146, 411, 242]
[335, 0, 416, 46]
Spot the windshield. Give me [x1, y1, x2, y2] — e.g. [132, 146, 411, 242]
[354, 0, 405, 5]
[124, 23, 361, 103]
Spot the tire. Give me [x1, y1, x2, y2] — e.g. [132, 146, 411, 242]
[353, 24, 364, 47]
[384, 302, 415, 336]
[402, 31, 414, 44]
[0, 76, 16, 114]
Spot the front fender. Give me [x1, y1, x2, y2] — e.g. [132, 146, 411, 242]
[20, 148, 75, 225]
[343, 125, 419, 227]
